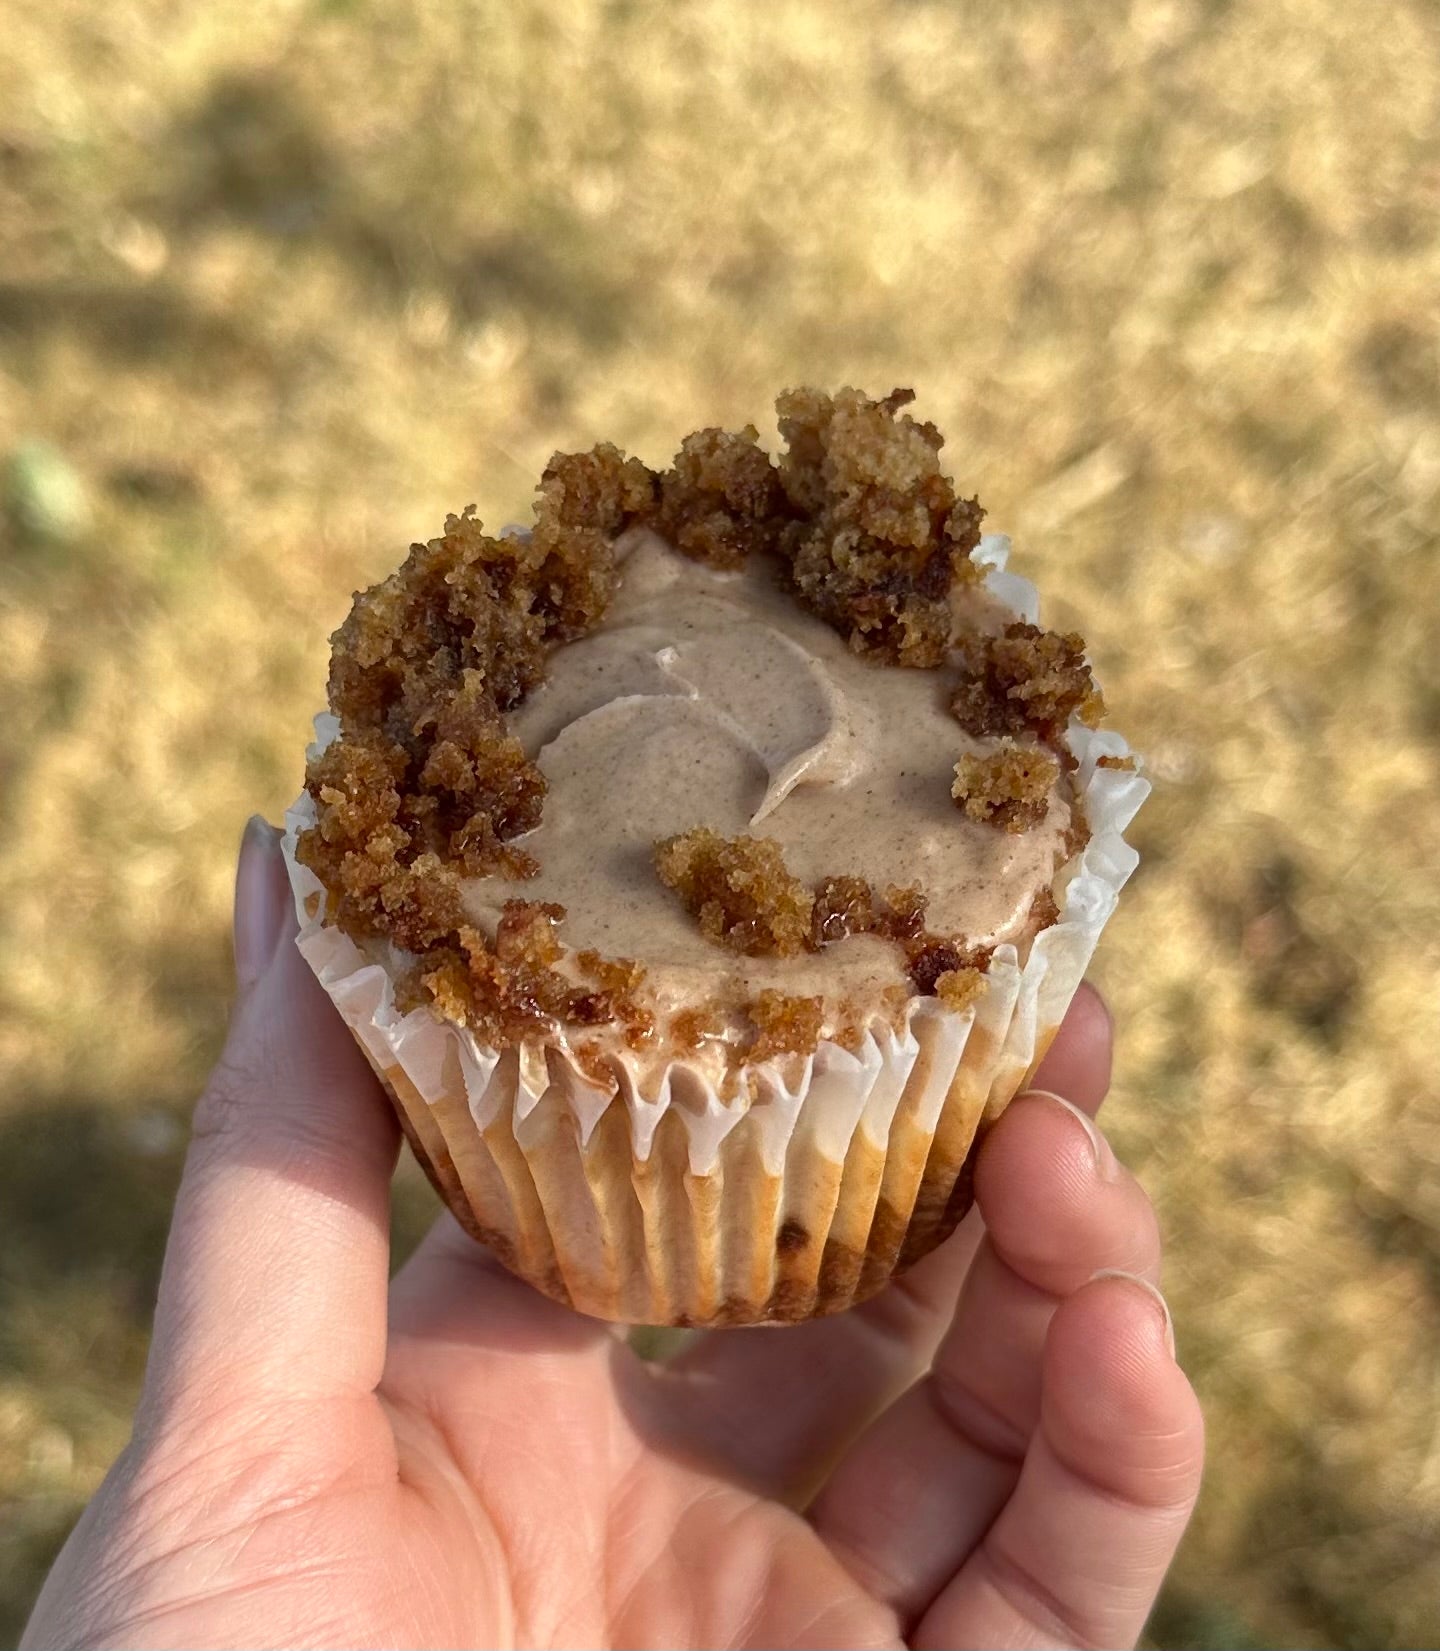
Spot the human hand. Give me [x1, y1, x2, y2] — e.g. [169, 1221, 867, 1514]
[23, 818, 1202, 1650]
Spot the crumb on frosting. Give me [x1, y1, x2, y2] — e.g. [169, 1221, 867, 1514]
[299, 388, 1096, 1052]
[950, 622, 1104, 745]
[748, 989, 825, 1062]
[395, 901, 651, 1048]
[809, 874, 877, 947]
[652, 425, 785, 569]
[655, 831, 993, 1003]
[951, 740, 1061, 833]
[773, 386, 986, 667]
[1027, 887, 1062, 934]
[935, 968, 987, 1012]
[653, 827, 815, 957]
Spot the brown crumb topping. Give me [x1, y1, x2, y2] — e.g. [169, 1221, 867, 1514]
[299, 387, 1101, 1054]
[652, 425, 785, 569]
[774, 387, 985, 666]
[935, 968, 987, 1012]
[393, 901, 651, 1048]
[654, 828, 815, 958]
[906, 934, 984, 996]
[951, 622, 1105, 744]
[951, 741, 1062, 833]
[670, 1005, 726, 1047]
[810, 874, 878, 946]
[298, 444, 651, 1035]
[1027, 887, 1062, 934]
[748, 990, 825, 1062]
[655, 831, 993, 1003]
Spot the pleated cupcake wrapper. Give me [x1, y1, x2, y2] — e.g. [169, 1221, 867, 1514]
[281, 535, 1149, 1325]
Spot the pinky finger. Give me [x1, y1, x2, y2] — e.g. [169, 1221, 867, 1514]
[915, 1273, 1204, 1651]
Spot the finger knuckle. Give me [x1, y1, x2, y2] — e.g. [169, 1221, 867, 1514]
[192, 1040, 276, 1145]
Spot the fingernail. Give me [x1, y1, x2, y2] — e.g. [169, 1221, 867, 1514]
[1025, 1089, 1122, 1182]
[233, 815, 287, 993]
[1090, 1269, 1176, 1357]
[1087, 983, 1114, 1038]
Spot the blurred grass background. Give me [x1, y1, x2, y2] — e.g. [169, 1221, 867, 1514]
[1, 0, 1438, 1644]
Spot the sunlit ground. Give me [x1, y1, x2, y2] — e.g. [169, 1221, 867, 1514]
[2, 2, 1438, 1644]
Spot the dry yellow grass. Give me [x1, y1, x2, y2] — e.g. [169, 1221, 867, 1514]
[2, 1, 1438, 1644]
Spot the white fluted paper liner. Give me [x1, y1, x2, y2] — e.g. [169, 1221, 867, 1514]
[280, 535, 1148, 1324]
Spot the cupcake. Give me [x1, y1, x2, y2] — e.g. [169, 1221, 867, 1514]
[282, 388, 1147, 1326]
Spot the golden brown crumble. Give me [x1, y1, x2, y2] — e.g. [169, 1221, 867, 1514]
[748, 990, 825, 1062]
[935, 968, 987, 1012]
[1027, 887, 1062, 935]
[654, 828, 815, 958]
[669, 1005, 726, 1047]
[951, 741, 1062, 833]
[1064, 804, 1094, 866]
[391, 901, 652, 1048]
[640, 386, 993, 670]
[300, 387, 1099, 1053]
[774, 387, 986, 667]
[907, 934, 989, 997]
[655, 831, 992, 1001]
[652, 425, 784, 569]
[810, 874, 878, 946]
[298, 443, 653, 1036]
[951, 622, 1105, 745]
[575, 948, 647, 999]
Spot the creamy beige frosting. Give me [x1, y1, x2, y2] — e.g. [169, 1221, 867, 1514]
[460, 530, 1077, 1034]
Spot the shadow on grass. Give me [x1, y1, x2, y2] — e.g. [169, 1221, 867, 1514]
[1146, 1586, 1272, 1650]
[0, 1078, 441, 1645]
[0, 281, 277, 376]
[157, 71, 638, 346]
[2, 65, 639, 388]
[0, 1094, 185, 1647]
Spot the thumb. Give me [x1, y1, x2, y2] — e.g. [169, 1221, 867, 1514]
[145, 817, 399, 1416]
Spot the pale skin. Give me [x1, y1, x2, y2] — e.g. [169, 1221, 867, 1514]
[24, 819, 1204, 1650]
